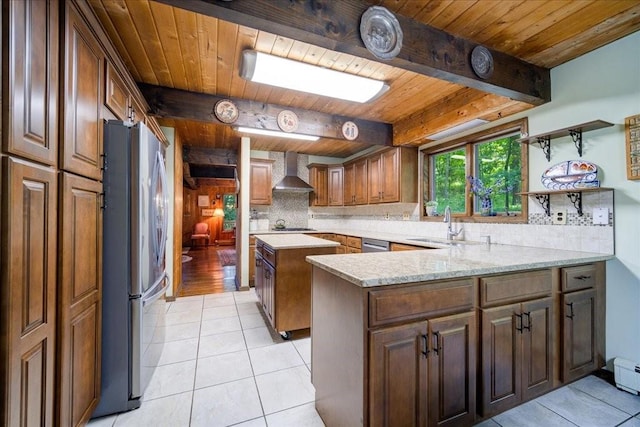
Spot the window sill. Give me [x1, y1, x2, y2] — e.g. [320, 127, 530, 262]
[421, 215, 526, 224]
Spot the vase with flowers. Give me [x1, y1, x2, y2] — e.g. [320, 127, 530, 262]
[467, 175, 504, 216]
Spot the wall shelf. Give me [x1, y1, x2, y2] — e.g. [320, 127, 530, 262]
[517, 120, 614, 161]
[518, 187, 613, 217]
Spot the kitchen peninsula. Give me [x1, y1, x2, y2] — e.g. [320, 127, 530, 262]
[254, 234, 339, 338]
[306, 245, 612, 426]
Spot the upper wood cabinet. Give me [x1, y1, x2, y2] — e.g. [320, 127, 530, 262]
[250, 159, 274, 205]
[62, 2, 104, 181]
[343, 158, 367, 205]
[104, 61, 129, 121]
[328, 165, 344, 206]
[1, 157, 58, 427]
[367, 147, 418, 204]
[5, 0, 59, 166]
[58, 172, 103, 427]
[308, 164, 328, 206]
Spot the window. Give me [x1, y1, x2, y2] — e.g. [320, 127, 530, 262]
[423, 119, 528, 222]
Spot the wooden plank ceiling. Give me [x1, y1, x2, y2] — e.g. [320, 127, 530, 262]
[88, 0, 640, 158]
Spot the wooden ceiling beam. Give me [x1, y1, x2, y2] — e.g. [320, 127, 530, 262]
[393, 88, 518, 146]
[155, 0, 550, 105]
[139, 83, 393, 146]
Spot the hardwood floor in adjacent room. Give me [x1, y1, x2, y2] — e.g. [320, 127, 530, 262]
[178, 245, 236, 297]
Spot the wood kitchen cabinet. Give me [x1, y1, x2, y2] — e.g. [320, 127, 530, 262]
[370, 311, 476, 427]
[328, 165, 344, 206]
[343, 158, 367, 205]
[367, 147, 418, 204]
[250, 159, 274, 205]
[308, 164, 328, 206]
[480, 270, 553, 417]
[254, 241, 264, 301]
[63, 2, 104, 181]
[561, 263, 604, 382]
[58, 172, 103, 426]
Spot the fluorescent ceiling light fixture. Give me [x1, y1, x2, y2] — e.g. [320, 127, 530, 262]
[236, 126, 320, 142]
[425, 119, 489, 141]
[240, 50, 389, 103]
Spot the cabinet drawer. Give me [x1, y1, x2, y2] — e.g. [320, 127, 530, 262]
[262, 245, 276, 267]
[369, 279, 474, 327]
[334, 234, 347, 245]
[480, 270, 551, 307]
[346, 236, 361, 249]
[562, 264, 596, 292]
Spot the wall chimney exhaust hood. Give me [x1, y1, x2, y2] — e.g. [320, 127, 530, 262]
[273, 152, 314, 193]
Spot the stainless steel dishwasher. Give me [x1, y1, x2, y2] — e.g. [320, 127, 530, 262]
[361, 238, 390, 252]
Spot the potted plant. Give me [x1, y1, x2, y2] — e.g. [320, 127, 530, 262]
[424, 200, 438, 216]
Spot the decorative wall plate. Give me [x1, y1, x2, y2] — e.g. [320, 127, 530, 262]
[541, 160, 599, 190]
[342, 121, 359, 140]
[360, 6, 403, 60]
[471, 45, 494, 79]
[277, 110, 299, 133]
[214, 99, 239, 124]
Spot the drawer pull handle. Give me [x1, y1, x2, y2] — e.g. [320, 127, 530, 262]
[255, 259, 262, 267]
[515, 313, 523, 333]
[523, 312, 531, 331]
[432, 331, 441, 355]
[566, 302, 575, 319]
[421, 334, 429, 358]
[573, 275, 592, 281]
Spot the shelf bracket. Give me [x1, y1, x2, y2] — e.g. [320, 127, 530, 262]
[534, 194, 551, 216]
[569, 129, 583, 157]
[566, 192, 583, 216]
[536, 136, 551, 161]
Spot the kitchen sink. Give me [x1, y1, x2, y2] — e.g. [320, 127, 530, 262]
[407, 238, 460, 246]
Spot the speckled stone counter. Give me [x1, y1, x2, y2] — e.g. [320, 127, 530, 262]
[254, 233, 340, 250]
[306, 244, 613, 287]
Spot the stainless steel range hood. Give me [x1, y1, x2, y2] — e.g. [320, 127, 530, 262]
[273, 151, 314, 193]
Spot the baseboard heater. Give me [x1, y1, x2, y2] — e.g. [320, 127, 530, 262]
[614, 358, 640, 395]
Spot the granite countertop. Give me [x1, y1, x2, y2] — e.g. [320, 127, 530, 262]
[306, 244, 613, 287]
[255, 233, 340, 250]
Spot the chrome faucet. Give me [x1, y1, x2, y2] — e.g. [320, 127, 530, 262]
[443, 206, 462, 240]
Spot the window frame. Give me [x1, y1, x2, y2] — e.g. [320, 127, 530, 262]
[421, 118, 529, 223]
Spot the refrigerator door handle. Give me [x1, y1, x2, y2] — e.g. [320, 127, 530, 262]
[143, 274, 169, 307]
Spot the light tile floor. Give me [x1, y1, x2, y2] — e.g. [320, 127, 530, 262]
[89, 290, 640, 427]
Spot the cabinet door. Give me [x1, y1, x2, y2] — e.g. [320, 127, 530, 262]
[381, 148, 400, 203]
[562, 289, 597, 382]
[104, 61, 130, 121]
[263, 262, 276, 328]
[481, 303, 521, 416]
[6, 0, 58, 165]
[521, 297, 553, 401]
[63, 3, 104, 180]
[370, 322, 428, 427]
[353, 158, 368, 205]
[367, 154, 382, 203]
[328, 166, 343, 206]
[309, 165, 328, 206]
[58, 173, 102, 426]
[1, 158, 57, 426]
[249, 160, 272, 205]
[343, 163, 355, 205]
[428, 312, 476, 427]
[254, 252, 263, 300]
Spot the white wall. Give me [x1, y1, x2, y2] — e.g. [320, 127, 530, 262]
[311, 31, 640, 364]
[533, 31, 640, 364]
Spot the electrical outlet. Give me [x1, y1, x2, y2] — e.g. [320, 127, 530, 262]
[553, 209, 567, 225]
[384, 212, 390, 220]
[402, 211, 410, 220]
[593, 207, 609, 225]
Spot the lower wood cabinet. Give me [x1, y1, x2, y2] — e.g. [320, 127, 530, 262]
[58, 172, 102, 426]
[369, 311, 476, 427]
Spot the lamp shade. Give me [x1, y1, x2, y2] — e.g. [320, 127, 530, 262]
[240, 50, 389, 103]
[213, 208, 225, 218]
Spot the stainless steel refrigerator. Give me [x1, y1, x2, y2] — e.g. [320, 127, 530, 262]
[93, 121, 169, 417]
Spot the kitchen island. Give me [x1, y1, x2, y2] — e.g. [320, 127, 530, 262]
[306, 245, 612, 426]
[254, 234, 339, 338]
